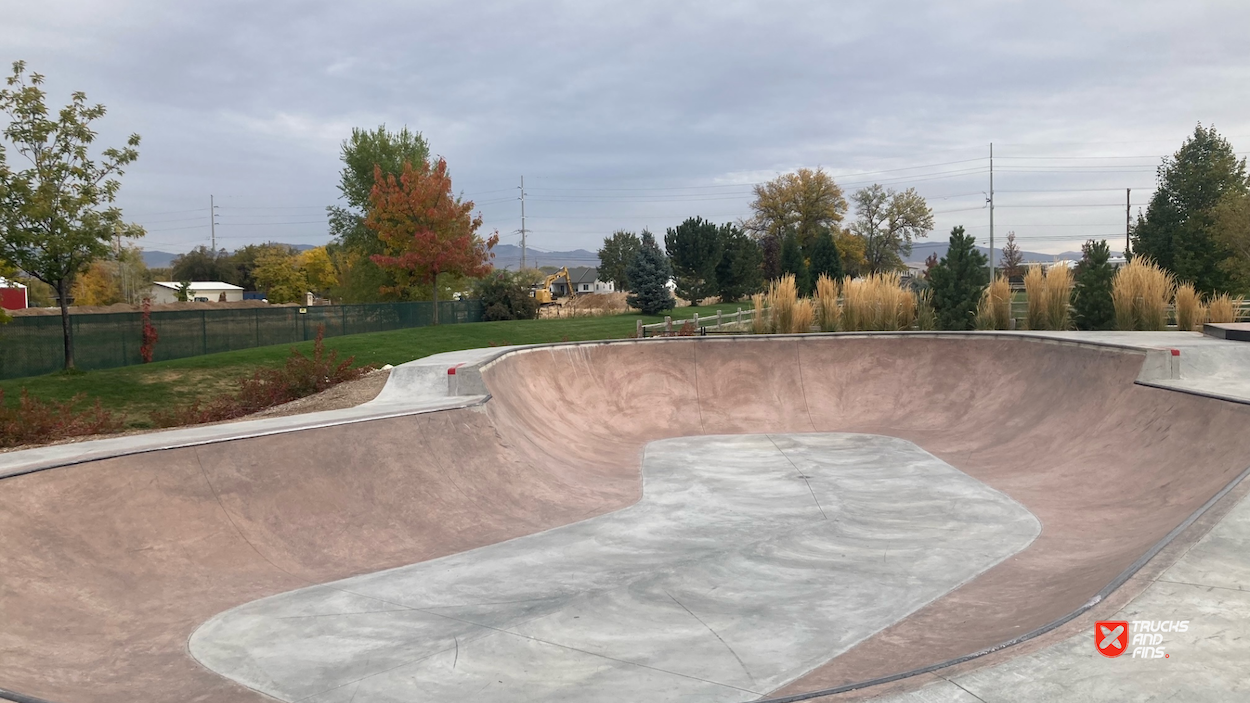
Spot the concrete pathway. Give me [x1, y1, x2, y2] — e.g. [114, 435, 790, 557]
[189, 434, 1040, 703]
[0, 347, 502, 479]
[871, 486, 1250, 702]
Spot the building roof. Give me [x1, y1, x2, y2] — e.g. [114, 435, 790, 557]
[0, 277, 27, 289]
[568, 267, 600, 285]
[152, 281, 244, 291]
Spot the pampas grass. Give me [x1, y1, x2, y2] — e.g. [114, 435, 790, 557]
[976, 276, 1012, 330]
[1208, 293, 1245, 324]
[841, 272, 915, 331]
[1113, 258, 1174, 331]
[815, 274, 840, 332]
[1023, 265, 1046, 330]
[791, 298, 815, 334]
[1043, 264, 1073, 331]
[916, 289, 937, 330]
[751, 292, 769, 333]
[1174, 282, 1204, 331]
[768, 274, 798, 334]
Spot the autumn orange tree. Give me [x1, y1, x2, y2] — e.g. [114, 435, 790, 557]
[365, 159, 498, 323]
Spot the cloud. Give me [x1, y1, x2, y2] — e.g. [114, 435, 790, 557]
[3, 0, 1248, 254]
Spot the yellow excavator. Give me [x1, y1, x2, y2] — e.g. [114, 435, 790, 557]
[533, 267, 575, 307]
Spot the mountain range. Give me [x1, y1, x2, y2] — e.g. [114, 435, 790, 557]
[141, 241, 1117, 272]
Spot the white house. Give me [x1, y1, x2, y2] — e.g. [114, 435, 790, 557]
[147, 281, 245, 304]
[549, 267, 615, 296]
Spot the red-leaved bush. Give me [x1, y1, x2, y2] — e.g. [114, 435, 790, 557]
[0, 388, 123, 448]
[150, 325, 373, 427]
[140, 297, 159, 363]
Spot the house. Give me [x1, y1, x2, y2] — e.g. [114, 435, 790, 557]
[0, 277, 28, 311]
[146, 281, 245, 304]
[549, 267, 615, 296]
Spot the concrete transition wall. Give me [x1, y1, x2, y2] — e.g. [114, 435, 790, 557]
[1, 336, 1249, 702]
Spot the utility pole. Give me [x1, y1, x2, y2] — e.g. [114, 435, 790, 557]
[1125, 188, 1132, 257]
[988, 143, 995, 278]
[519, 176, 528, 270]
[210, 194, 218, 251]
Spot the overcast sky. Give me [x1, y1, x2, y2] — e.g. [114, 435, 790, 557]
[4, 0, 1249, 259]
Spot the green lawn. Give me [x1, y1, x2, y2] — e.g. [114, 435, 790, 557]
[0, 304, 745, 427]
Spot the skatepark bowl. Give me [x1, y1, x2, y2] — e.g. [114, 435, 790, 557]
[3, 333, 1250, 702]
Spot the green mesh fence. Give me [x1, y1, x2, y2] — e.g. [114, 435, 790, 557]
[0, 300, 483, 380]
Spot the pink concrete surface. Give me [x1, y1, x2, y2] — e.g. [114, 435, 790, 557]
[2, 334, 1249, 702]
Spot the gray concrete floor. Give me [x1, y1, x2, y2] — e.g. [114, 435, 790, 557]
[190, 433, 1040, 703]
[872, 486, 1250, 703]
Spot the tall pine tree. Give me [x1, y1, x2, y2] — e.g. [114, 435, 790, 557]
[715, 223, 763, 303]
[1073, 239, 1116, 330]
[1132, 124, 1249, 293]
[805, 227, 844, 284]
[664, 217, 722, 305]
[626, 229, 675, 315]
[779, 230, 811, 295]
[929, 226, 988, 330]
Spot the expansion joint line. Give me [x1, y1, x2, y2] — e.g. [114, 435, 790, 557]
[666, 590, 755, 685]
[766, 435, 828, 521]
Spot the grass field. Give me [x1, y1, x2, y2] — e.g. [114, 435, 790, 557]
[1, 304, 742, 427]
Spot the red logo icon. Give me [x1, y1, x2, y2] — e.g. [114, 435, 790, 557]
[1096, 621, 1129, 658]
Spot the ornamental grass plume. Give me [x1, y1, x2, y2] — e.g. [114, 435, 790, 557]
[790, 298, 815, 334]
[815, 274, 841, 332]
[1112, 258, 1174, 331]
[766, 274, 799, 334]
[975, 276, 1012, 330]
[1042, 263, 1074, 331]
[1173, 282, 1204, 331]
[751, 292, 769, 333]
[1207, 293, 1244, 324]
[1023, 265, 1046, 330]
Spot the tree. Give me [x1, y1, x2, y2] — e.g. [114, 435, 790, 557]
[626, 230, 674, 315]
[299, 246, 338, 297]
[71, 260, 124, 306]
[835, 230, 867, 277]
[805, 227, 843, 284]
[850, 184, 934, 274]
[253, 247, 306, 303]
[1213, 191, 1250, 292]
[714, 223, 763, 303]
[664, 216, 722, 305]
[365, 159, 498, 324]
[597, 230, 642, 290]
[327, 125, 431, 302]
[1000, 231, 1025, 279]
[1073, 239, 1116, 330]
[475, 270, 539, 321]
[171, 245, 233, 283]
[1132, 124, 1249, 293]
[779, 231, 811, 295]
[923, 252, 939, 281]
[0, 61, 142, 368]
[175, 281, 192, 302]
[929, 226, 989, 330]
[745, 168, 848, 249]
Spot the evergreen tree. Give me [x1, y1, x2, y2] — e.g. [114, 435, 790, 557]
[805, 227, 844, 283]
[1000, 231, 1025, 279]
[626, 230, 675, 315]
[1132, 124, 1249, 293]
[779, 230, 811, 295]
[597, 230, 641, 290]
[1073, 239, 1116, 330]
[714, 223, 763, 302]
[664, 216, 722, 305]
[929, 226, 989, 330]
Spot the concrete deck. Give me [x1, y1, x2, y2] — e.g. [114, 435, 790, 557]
[871, 478, 1250, 702]
[3, 332, 1250, 703]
